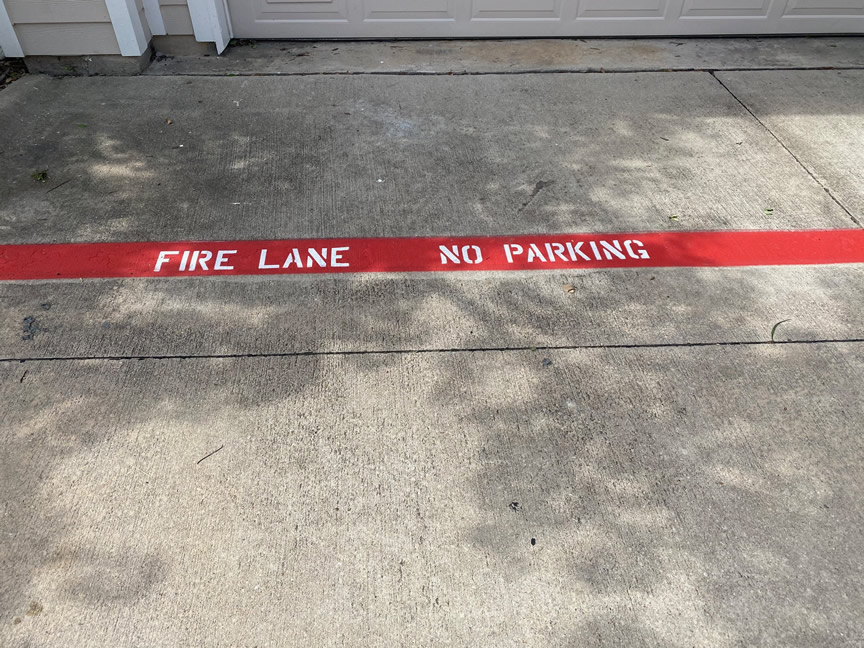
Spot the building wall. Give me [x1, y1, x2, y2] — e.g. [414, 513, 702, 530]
[159, 0, 193, 35]
[4, 0, 122, 55]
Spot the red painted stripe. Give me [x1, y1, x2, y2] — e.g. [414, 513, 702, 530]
[1, 230, 863, 281]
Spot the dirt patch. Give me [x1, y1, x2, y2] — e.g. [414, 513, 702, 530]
[0, 57, 27, 91]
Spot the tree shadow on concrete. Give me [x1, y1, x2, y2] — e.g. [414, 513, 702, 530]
[428, 343, 864, 646]
[1, 70, 863, 646]
[3, 285, 864, 646]
[0, 72, 852, 246]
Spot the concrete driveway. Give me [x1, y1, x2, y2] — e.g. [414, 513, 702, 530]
[1, 40, 863, 647]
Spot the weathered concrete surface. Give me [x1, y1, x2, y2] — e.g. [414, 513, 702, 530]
[147, 37, 864, 76]
[1, 72, 859, 359]
[0, 73, 854, 247]
[716, 70, 864, 224]
[2, 64, 864, 647]
[23, 50, 153, 77]
[2, 344, 864, 647]
[1, 266, 863, 359]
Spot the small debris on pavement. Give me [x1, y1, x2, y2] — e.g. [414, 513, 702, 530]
[19, 370, 28, 383]
[165, 118, 173, 125]
[196, 444, 225, 465]
[562, 284, 576, 293]
[31, 170, 49, 183]
[0, 58, 26, 91]
[542, 358, 553, 368]
[530, 538, 536, 546]
[509, 501, 521, 512]
[771, 319, 790, 343]
[40, 303, 51, 311]
[46, 178, 73, 193]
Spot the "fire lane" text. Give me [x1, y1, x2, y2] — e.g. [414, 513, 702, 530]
[2, 229, 861, 281]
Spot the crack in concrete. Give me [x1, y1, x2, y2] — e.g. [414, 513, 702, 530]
[519, 179, 554, 212]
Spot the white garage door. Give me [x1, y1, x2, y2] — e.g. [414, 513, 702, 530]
[226, 0, 864, 39]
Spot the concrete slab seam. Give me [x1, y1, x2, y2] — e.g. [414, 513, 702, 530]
[709, 71, 862, 229]
[153, 66, 864, 77]
[3, 337, 864, 365]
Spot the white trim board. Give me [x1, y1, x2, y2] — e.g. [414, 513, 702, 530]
[0, 0, 23, 58]
[188, 0, 232, 54]
[105, 0, 149, 56]
[142, 0, 166, 36]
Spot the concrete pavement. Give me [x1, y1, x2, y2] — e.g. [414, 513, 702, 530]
[0, 73, 855, 245]
[148, 36, 864, 75]
[3, 344, 864, 647]
[1, 46, 864, 647]
[1, 265, 863, 359]
[717, 70, 864, 222]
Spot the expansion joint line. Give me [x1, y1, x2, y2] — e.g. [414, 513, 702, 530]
[2, 337, 863, 364]
[710, 70, 862, 229]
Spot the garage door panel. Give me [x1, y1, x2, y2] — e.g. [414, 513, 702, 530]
[471, 0, 562, 20]
[680, 0, 771, 17]
[364, 0, 455, 21]
[258, 0, 349, 20]
[577, 0, 667, 19]
[228, 0, 864, 36]
[784, 0, 864, 14]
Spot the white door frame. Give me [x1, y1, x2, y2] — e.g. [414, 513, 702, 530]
[105, 0, 150, 56]
[142, 0, 167, 36]
[0, 0, 23, 58]
[187, 0, 233, 54]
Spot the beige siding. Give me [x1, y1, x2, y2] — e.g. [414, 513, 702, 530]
[6, 0, 111, 24]
[159, 0, 193, 35]
[6, 0, 121, 56]
[15, 22, 121, 55]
